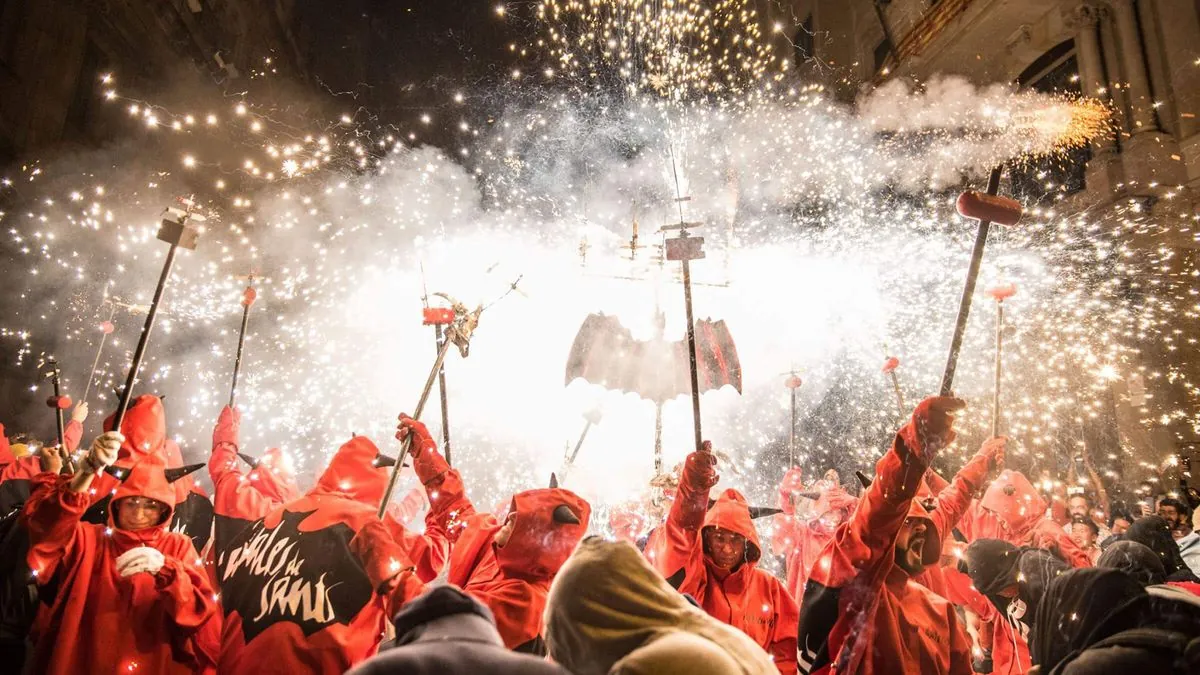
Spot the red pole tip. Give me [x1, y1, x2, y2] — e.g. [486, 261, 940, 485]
[422, 307, 456, 325]
[100, 321, 115, 334]
[47, 395, 72, 409]
[785, 375, 803, 390]
[882, 357, 901, 373]
[241, 286, 257, 307]
[987, 283, 1018, 301]
[956, 191, 1023, 226]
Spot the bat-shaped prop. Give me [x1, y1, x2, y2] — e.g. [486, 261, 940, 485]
[378, 293, 482, 518]
[988, 283, 1017, 437]
[112, 203, 202, 431]
[939, 170, 1023, 396]
[882, 355, 906, 418]
[228, 277, 258, 408]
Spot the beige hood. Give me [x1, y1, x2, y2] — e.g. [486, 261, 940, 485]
[544, 537, 777, 675]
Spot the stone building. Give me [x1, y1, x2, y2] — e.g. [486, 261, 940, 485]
[768, 0, 1200, 490]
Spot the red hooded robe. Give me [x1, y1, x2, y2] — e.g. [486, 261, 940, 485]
[21, 454, 220, 675]
[215, 436, 424, 675]
[795, 416, 972, 675]
[773, 486, 858, 603]
[648, 451, 800, 674]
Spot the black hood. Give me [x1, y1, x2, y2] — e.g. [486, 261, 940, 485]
[1124, 516, 1196, 581]
[1096, 541, 1167, 586]
[1031, 568, 1150, 671]
[392, 585, 498, 647]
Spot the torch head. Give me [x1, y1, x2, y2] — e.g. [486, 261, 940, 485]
[242, 286, 257, 307]
[956, 191, 1023, 226]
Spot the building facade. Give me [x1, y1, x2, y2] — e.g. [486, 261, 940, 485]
[769, 0, 1200, 491]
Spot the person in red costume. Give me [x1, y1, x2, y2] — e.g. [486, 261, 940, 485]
[162, 438, 212, 553]
[646, 440, 799, 673]
[960, 468, 1092, 569]
[207, 406, 302, 560]
[773, 469, 858, 603]
[367, 414, 592, 655]
[216, 432, 427, 674]
[22, 430, 221, 675]
[0, 403, 87, 495]
[796, 396, 973, 675]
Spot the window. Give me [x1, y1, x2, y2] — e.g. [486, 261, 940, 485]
[794, 13, 814, 64]
[1009, 40, 1090, 205]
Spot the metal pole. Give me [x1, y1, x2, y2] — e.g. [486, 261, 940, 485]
[229, 297, 252, 408]
[113, 244, 179, 431]
[939, 167, 1003, 396]
[654, 401, 664, 473]
[435, 324, 451, 466]
[889, 370, 906, 418]
[682, 258, 703, 452]
[378, 337, 455, 518]
[565, 418, 594, 474]
[992, 300, 1004, 437]
[49, 362, 66, 449]
[82, 304, 117, 403]
[789, 386, 797, 467]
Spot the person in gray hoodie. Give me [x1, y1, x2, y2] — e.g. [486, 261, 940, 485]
[544, 536, 778, 675]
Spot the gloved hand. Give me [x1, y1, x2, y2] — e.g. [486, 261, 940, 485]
[683, 441, 720, 491]
[395, 414, 435, 459]
[70, 401, 89, 424]
[83, 431, 123, 474]
[904, 396, 967, 460]
[212, 405, 240, 450]
[978, 437, 1008, 476]
[116, 546, 166, 578]
[350, 519, 414, 593]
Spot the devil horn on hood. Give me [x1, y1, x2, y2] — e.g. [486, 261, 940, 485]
[237, 452, 259, 468]
[552, 503, 580, 525]
[855, 471, 873, 489]
[375, 454, 397, 468]
[797, 491, 823, 501]
[549, 472, 559, 489]
[164, 463, 204, 483]
[103, 465, 131, 481]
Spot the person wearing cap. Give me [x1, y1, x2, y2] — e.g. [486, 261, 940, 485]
[796, 396, 973, 675]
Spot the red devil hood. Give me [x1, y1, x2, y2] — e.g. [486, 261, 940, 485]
[310, 436, 390, 507]
[496, 487, 591, 581]
[249, 448, 301, 504]
[981, 469, 1047, 539]
[108, 453, 177, 531]
[103, 395, 167, 461]
[703, 489, 763, 563]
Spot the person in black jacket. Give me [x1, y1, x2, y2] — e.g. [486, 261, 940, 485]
[347, 585, 572, 675]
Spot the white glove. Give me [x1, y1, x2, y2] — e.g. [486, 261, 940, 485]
[84, 431, 123, 473]
[115, 546, 165, 578]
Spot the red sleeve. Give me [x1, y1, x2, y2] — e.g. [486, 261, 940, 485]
[810, 430, 927, 590]
[931, 449, 991, 539]
[63, 419, 83, 453]
[948, 601, 974, 675]
[468, 578, 543, 649]
[771, 513, 804, 558]
[21, 473, 87, 581]
[154, 544, 222, 671]
[0, 456, 43, 483]
[382, 508, 449, 583]
[1033, 520, 1093, 568]
[925, 468, 951, 494]
[770, 578, 800, 674]
[393, 485, 428, 524]
[349, 519, 426, 617]
[414, 445, 476, 549]
[651, 452, 715, 584]
[208, 442, 276, 521]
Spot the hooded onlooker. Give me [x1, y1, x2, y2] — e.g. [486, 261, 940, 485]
[959, 539, 1071, 675]
[1030, 568, 1149, 671]
[347, 585, 572, 675]
[1125, 516, 1200, 582]
[544, 536, 778, 675]
[1097, 540, 1167, 586]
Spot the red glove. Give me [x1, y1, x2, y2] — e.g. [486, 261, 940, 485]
[978, 437, 1007, 475]
[349, 519, 415, 593]
[212, 406, 240, 450]
[778, 467, 805, 514]
[682, 442, 719, 491]
[901, 396, 966, 462]
[395, 414, 436, 460]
